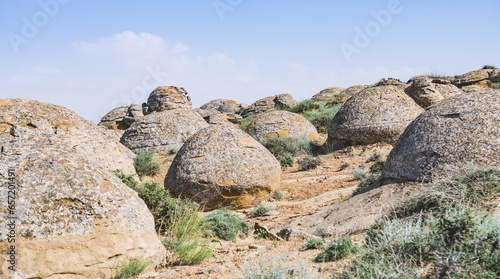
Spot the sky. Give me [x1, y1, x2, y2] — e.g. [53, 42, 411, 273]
[1, 0, 499, 123]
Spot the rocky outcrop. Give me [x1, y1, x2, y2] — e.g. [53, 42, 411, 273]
[241, 94, 299, 118]
[382, 90, 500, 182]
[194, 109, 241, 127]
[327, 85, 424, 146]
[0, 98, 136, 175]
[244, 111, 320, 143]
[0, 127, 165, 278]
[453, 69, 493, 88]
[165, 125, 281, 209]
[121, 109, 209, 154]
[343, 85, 368, 96]
[406, 76, 462, 108]
[146, 86, 192, 113]
[123, 103, 145, 126]
[200, 99, 245, 114]
[311, 87, 346, 100]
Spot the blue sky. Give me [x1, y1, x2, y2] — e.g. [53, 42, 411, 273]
[1, 0, 499, 122]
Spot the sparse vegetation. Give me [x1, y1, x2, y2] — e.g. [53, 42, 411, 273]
[334, 167, 500, 278]
[303, 105, 341, 133]
[260, 136, 313, 168]
[286, 99, 322, 114]
[491, 83, 500, 89]
[483, 65, 496, 69]
[134, 152, 160, 178]
[98, 122, 114, 129]
[339, 162, 350, 171]
[272, 189, 285, 201]
[366, 153, 382, 163]
[352, 168, 366, 180]
[115, 258, 151, 279]
[298, 155, 322, 171]
[357, 173, 380, 192]
[235, 106, 245, 115]
[167, 146, 180, 155]
[201, 208, 252, 242]
[239, 250, 316, 279]
[369, 160, 385, 173]
[303, 238, 324, 250]
[250, 203, 273, 218]
[278, 153, 295, 168]
[238, 117, 253, 130]
[314, 236, 358, 262]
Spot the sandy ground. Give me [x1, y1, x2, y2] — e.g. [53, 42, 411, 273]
[137, 143, 392, 278]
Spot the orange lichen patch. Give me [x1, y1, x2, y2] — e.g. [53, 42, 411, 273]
[277, 129, 290, 137]
[191, 156, 205, 161]
[225, 115, 236, 119]
[0, 124, 12, 133]
[265, 133, 279, 139]
[386, 101, 394, 105]
[226, 100, 238, 105]
[365, 110, 374, 114]
[216, 179, 234, 186]
[240, 137, 257, 146]
[99, 179, 113, 193]
[0, 100, 9, 106]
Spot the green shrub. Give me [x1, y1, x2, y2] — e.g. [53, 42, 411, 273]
[115, 258, 150, 279]
[272, 189, 285, 201]
[369, 160, 385, 173]
[240, 250, 316, 279]
[314, 236, 358, 262]
[238, 117, 253, 130]
[483, 65, 496, 69]
[491, 83, 500, 89]
[134, 152, 160, 178]
[303, 238, 324, 250]
[167, 146, 180, 155]
[250, 203, 273, 218]
[352, 168, 366, 180]
[235, 106, 245, 115]
[303, 105, 341, 133]
[286, 99, 322, 114]
[357, 173, 380, 192]
[366, 153, 382, 163]
[278, 153, 295, 168]
[298, 156, 322, 171]
[201, 208, 252, 242]
[339, 162, 350, 171]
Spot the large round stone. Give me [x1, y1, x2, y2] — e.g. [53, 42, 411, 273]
[327, 85, 424, 145]
[165, 125, 281, 209]
[0, 128, 165, 278]
[146, 86, 192, 113]
[244, 110, 320, 143]
[382, 90, 500, 182]
[121, 109, 209, 154]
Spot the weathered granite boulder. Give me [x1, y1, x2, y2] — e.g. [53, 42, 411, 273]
[327, 85, 424, 146]
[343, 85, 369, 96]
[453, 69, 493, 88]
[165, 125, 281, 209]
[274, 94, 299, 109]
[406, 76, 463, 108]
[0, 99, 136, 175]
[146, 86, 192, 113]
[244, 111, 320, 143]
[200, 99, 244, 114]
[123, 103, 144, 126]
[241, 94, 299, 118]
[382, 90, 500, 182]
[99, 106, 129, 130]
[0, 127, 165, 278]
[461, 85, 498, 94]
[311, 87, 346, 100]
[121, 109, 209, 154]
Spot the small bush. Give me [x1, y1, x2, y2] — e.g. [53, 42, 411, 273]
[287, 99, 322, 114]
[134, 152, 160, 178]
[201, 208, 252, 242]
[366, 153, 382, 163]
[357, 173, 380, 192]
[483, 65, 496, 69]
[250, 203, 273, 218]
[369, 160, 385, 173]
[239, 117, 253, 130]
[303, 105, 341, 133]
[115, 258, 150, 279]
[167, 146, 180, 155]
[298, 156, 322, 171]
[260, 136, 313, 168]
[278, 153, 295, 168]
[352, 168, 366, 180]
[303, 238, 325, 250]
[272, 189, 285, 201]
[314, 236, 358, 262]
[491, 83, 500, 89]
[339, 162, 350, 171]
[235, 107, 245, 115]
[239, 250, 316, 279]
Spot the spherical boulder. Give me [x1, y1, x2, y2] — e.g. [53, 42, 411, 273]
[165, 125, 281, 209]
[200, 99, 244, 114]
[0, 98, 136, 175]
[407, 76, 446, 108]
[311, 86, 346, 100]
[121, 109, 209, 154]
[146, 86, 192, 113]
[274, 94, 299, 109]
[244, 111, 320, 143]
[382, 90, 500, 182]
[99, 106, 128, 129]
[0, 128, 165, 278]
[241, 94, 299, 118]
[327, 85, 424, 145]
